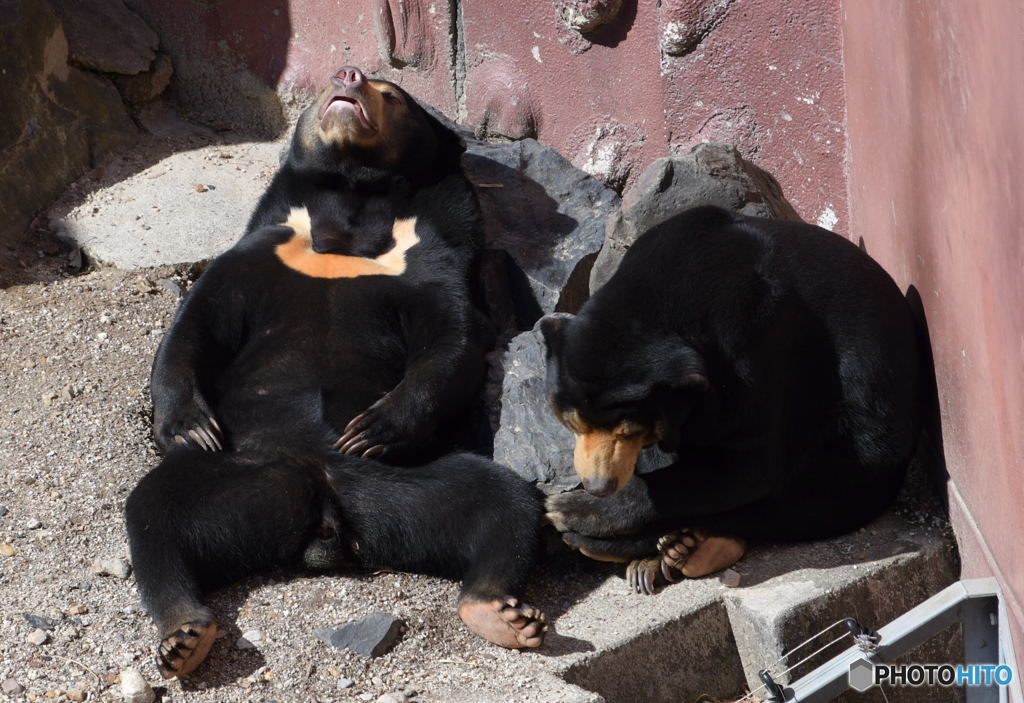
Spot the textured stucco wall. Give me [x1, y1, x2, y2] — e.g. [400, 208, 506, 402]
[126, 0, 848, 228]
[842, 0, 1024, 677]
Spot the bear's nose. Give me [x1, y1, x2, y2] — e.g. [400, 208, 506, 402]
[333, 66, 365, 88]
[583, 476, 617, 498]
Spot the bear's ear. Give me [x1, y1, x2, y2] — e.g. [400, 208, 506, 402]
[652, 345, 709, 392]
[414, 100, 467, 171]
[538, 313, 573, 355]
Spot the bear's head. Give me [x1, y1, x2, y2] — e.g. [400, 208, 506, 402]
[541, 314, 710, 498]
[291, 66, 465, 182]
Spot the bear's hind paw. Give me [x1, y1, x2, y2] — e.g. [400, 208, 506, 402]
[658, 529, 746, 580]
[157, 620, 218, 679]
[458, 596, 547, 649]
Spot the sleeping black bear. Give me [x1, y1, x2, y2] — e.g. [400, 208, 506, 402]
[125, 66, 545, 678]
[542, 205, 923, 594]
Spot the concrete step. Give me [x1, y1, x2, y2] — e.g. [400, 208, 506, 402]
[431, 510, 958, 703]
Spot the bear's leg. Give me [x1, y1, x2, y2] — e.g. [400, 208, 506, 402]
[559, 531, 660, 563]
[454, 546, 547, 649]
[125, 451, 325, 677]
[326, 452, 547, 648]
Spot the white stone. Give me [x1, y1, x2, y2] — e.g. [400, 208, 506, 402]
[119, 668, 155, 703]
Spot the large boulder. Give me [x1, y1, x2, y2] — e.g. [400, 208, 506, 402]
[491, 317, 577, 494]
[0, 0, 136, 244]
[48, 0, 159, 75]
[589, 142, 801, 291]
[491, 316, 678, 494]
[465, 139, 620, 327]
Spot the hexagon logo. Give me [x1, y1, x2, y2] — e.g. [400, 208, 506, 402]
[848, 658, 875, 692]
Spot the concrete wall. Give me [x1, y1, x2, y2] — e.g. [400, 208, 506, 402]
[126, 0, 848, 227]
[841, 0, 1024, 675]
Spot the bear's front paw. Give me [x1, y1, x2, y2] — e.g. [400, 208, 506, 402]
[333, 392, 412, 458]
[155, 399, 223, 453]
[544, 489, 642, 537]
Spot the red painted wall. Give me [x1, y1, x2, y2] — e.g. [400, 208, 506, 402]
[842, 0, 1024, 674]
[128, 0, 848, 227]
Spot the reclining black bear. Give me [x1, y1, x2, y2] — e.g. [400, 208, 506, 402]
[125, 67, 545, 678]
[542, 205, 923, 594]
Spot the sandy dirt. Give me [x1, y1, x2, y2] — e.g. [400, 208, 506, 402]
[0, 235, 613, 703]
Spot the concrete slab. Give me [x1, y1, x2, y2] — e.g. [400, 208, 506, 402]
[49, 136, 284, 268]
[429, 511, 958, 703]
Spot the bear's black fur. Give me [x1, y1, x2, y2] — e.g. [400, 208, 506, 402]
[542, 205, 922, 562]
[125, 67, 544, 678]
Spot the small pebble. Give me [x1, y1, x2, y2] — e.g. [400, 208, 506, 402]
[0, 505, 8, 516]
[23, 614, 57, 630]
[720, 568, 742, 588]
[67, 689, 86, 702]
[27, 628, 49, 645]
[91, 557, 131, 579]
[157, 280, 182, 297]
[26, 518, 42, 529]
[0, 543, 15, 557]
[337, 678, 354, 690]
[237, 630, 262, 649]
[118, 668, 154, 703]
[359, 695, 373, 702]
[403, 690, 416, 698]
[377, 694, 404, 703]
[68, 603, 89, 615]
[1, 680, 25, 695]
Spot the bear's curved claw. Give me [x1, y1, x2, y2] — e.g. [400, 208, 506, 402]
[626, 558, 662, 595]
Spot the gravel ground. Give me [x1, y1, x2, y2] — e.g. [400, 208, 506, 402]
[0, 237, 605, 703]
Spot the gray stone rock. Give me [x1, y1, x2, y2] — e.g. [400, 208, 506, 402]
[0, 506, 8, 517]
[491, 317, 576, 495]
[118, 667, 154, 703]
[236, 629, 262, 649]
[22, 613, 58, 630]
[465, 139, 619, 324]
[26, 628, 49, 645]
[0, 0, 136, 244]
[49, 0, 159, 75]
[376, 694, 405, 703]
[113, 52, 173, 105]
[90, 557, 131, 579]
[1, 680, 25, 696]
[589, 142, 801, 292]
[491, 316, 677, 494]
[314, 612, 405, 658]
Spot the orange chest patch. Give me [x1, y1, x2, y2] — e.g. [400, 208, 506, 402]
[274, 207, 419, 278]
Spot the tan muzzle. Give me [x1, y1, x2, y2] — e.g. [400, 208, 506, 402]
[573, 429, 647, 497]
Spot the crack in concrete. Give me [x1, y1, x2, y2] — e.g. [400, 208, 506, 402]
[448, 0, 468, 123]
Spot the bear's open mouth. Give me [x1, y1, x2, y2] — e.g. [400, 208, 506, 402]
[319, 94, 375, 131]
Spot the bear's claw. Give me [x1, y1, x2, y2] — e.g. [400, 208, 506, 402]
[157, 620, 217, 679]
